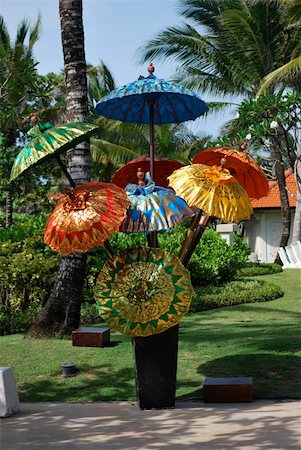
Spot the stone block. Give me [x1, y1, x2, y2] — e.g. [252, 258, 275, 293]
[72, 327, 110, 347]
[203, 377, 253, 403]
[0, 367, 20, 417]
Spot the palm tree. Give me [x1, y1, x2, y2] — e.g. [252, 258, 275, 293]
[28, 0, 91, 337]
[0, 15, 40, 226]
[258, 0, 301, 94]
[139, 0, 301, 253]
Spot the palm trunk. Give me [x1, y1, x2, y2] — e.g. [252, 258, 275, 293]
[28, 0, 90, 337]
[5, 189, 13, 228]
[27, 254, 87, 337]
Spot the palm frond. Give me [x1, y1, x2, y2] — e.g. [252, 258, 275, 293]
[257, 55, 301, 94]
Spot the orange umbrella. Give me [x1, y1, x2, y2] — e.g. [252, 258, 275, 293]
[111, 155, 184, 188]
[44, 182, 129, 255]
[192, 146, 269, 199]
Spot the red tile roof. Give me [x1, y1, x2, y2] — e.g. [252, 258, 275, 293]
[251, 169, 297, 208]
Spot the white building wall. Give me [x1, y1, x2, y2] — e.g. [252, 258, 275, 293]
[244, 209, 295, 263]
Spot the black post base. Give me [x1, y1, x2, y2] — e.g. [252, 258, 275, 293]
[132, 324, 179, 410]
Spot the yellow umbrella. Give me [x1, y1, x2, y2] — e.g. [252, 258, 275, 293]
[168, 164, 253, 223]
[168, 164, 253, 265]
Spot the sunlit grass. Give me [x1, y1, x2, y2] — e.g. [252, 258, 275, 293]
[0, 270, 300, 401]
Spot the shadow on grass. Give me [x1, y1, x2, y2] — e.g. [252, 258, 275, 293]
[177, 353, 301, 401]
[20, 363, 136, 402]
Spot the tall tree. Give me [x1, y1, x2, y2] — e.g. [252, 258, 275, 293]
[28, 0, 91, 337]
[139, 0, 301, 251]
[0, 15, 40, 226]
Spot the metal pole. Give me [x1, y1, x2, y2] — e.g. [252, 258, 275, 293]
[55, 155, 76, 188]
[149, 102, 155, 180]
[148, 101, 158, 248]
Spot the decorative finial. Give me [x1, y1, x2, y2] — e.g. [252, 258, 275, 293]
[148, 63, 155, 75]
[217, 156, 228, 172]
[137, 167, 145, 186]
[240, 141, 248, 152]
[30, 112, 38, 125]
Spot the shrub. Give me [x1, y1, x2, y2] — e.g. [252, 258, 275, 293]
[186, 229, 250, 286]
[1, 215, 252, 333]
[237, 262, 283, 277]
[80, 303, 103, 325]
[0, 229, 59, 332]
[0, 306, 42, 335]
[190, 279, 284, 312]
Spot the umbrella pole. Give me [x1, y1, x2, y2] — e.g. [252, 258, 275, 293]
[55, 155, 76, 188]
[147, 101, 158, 248]
[104, 241, 115, 257]
[181, 215, 210, 267]
[149, 102, 155, 180]
[178, 210, 203, 260]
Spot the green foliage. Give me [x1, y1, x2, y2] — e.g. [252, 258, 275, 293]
[237, 262, 283, 277]
[187, 229, 250, 286]
[80, 303, 103, 325]
[190, 279, 284, 312]
[0, 212, 48, 241]
[0, 228, 59, 334]
[1, 216, 251, 334]
[220, 92, 301, 168]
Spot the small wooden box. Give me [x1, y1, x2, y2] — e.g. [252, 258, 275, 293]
[72, 327, 110, 348]
[203, 377, 253, 403]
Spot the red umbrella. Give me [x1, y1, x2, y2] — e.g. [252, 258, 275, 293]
[192, 146, 269, 199]
[111, 155, 184, 188]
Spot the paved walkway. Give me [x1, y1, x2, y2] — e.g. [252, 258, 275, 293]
[1, 400, 300, 449]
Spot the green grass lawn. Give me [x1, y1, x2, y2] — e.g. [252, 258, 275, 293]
[1, 270, 300, 402]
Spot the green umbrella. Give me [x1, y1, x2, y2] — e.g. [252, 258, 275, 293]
[95, 246, 193, 337]
[10, 118, 98, 187]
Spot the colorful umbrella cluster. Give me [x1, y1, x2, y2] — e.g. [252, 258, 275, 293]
[95, 246, 193, 337]
[44, 182, 128, 255]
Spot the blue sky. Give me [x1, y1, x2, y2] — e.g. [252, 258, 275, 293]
[1, 0, 237, 136]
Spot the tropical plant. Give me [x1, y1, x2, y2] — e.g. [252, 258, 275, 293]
[0, 15, 40, 226]
[139, 0, 301, 97]
[220, 92, 301, 245]
[138, 0, 301, 250]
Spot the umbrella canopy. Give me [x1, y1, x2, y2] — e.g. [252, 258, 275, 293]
[111, 155, 184, 188]
[120, 173, 195, 233]
[95, 246, 193, 337]
[10, 119, 98, 182]
[168, 164, 253, 223]
[95, 64, 207, 179]
[192, 147, 269, 199]
[44, 182, 128, 255]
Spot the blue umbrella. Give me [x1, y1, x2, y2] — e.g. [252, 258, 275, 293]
[95, 64, 207, 179]
[120, 172, 196, 233]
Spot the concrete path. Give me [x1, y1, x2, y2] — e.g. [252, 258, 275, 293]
[1, 400, 300, 450]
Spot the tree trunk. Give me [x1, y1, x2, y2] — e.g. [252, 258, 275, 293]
[27, 0, 90, 338]
[292, 155, 301, 242]
[5, 189, 13, 228]
[27, 254, 87, 337]
[271, 142, 291, 264]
